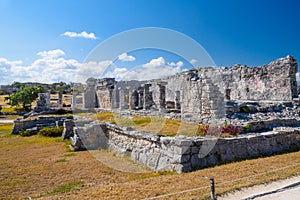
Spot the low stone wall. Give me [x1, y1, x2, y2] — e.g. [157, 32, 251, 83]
[12, 116, 73, 134]
[246, 118, 300, 132]
[105, 123, 300, 173]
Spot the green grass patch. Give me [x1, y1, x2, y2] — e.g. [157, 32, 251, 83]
[132, 116, 151, 126]
[47, 181, 83, 196]
[1, 107, 16, 113]
[63, 153, 76, 157]
[96, 112, 116, 123]
[55, 159, 68, 163]
[38, 126, 64, 137]
[0, 123, 13, 135]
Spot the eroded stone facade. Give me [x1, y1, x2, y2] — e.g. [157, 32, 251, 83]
[81, 56, 298, 123]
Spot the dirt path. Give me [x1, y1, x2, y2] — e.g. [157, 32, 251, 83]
[0, 120, 14, 123]
[219, 175, 300, 200]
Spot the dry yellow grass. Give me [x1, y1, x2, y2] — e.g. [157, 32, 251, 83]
[0, 121, 300, 199]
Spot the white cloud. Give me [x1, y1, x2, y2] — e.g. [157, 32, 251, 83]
[61, 31, 97, 40]
[118, 53, 136, 62]
[76, 60, 113, 82]
[0, 49, 82, 84]
[190, 59, 197, 65]
[37, 49, 65, 59]
[104, 67, 128, 80]
[0, 52, 186, 84]
[120, 57, 183, 81]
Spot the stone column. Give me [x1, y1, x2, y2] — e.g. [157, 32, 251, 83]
[71, 91, 78, 109]
[175, 91, 180, 110]
[142, 84, 152, 110]
[157, 82, 167, 112]
[138, 90, 143, 109]
[127, 87, 134, 110]
[119, 87, 126, 110]
[58, 91, 63, 108]
[46, 90, 51, 108]
[61, 119, 74, 140]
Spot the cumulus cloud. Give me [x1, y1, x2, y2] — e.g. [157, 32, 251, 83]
[104, 67, 128, 80]
[37, 49, 65, 59]
[120, 57, 184, 81]
[61, 31, 97, 40]
[118, 53, 136, 62]
[0, 49, 83, 84]
[190, 59, 197, 65]
[0, 52, 186, 84]
[76, 60, 113, 82]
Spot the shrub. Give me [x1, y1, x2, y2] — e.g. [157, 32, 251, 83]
[244, 123, 251, 132]
[38, 126, 64, 137]
[198, 123, 209, 136]
[240, 106, 250, 113]
[221, 124, 241, 137]
[19, 130, 35, 137]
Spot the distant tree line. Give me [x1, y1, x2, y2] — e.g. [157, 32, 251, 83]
[0, 81, 74, 95]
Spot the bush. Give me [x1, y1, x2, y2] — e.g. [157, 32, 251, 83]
[198, 123, 209, 136]
[240, 106, 250, 113]
[19, 130, 35, 137]
[38, 126, 64, 137]
[221, 124, 241, 137]
[244, 123, 251, 132]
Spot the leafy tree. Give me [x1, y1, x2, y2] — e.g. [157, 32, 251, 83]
[4, 86, 44, 111]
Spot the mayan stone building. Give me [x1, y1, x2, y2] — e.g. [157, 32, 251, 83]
[80, 56, 298, 122]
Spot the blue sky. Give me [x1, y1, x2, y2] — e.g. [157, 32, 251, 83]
[0, 0, 299, 84]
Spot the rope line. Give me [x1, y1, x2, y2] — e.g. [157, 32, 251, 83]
[142, 162, 300, 200]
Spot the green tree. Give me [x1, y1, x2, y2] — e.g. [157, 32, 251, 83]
[5, 86, 44, 111]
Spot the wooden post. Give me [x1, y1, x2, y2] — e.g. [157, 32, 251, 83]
[210, 177, 216, 200]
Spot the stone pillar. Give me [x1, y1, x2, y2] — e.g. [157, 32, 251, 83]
[83, 78, 97, 109]
[46, 90, 51, 108]
[138, 90, 143, 109]
[71, 91, 78, 109]
[157, 82, 167, 112]
[61, 119, 74, 140]
[119, 87, 125, 110]
[127, 87, 134, 110]
[175, 91, 180, 110]
[142, 84, 152, 110]
[58, 91, 63, 108]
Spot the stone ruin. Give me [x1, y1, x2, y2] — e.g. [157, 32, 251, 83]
[34, 91, 51, 112]
[62, 55, 300, 172]
[74, 55, 298, 123]
[12, 55, 300, 173]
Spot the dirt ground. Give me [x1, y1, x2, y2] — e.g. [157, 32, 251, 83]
[1, 122, 300, 200]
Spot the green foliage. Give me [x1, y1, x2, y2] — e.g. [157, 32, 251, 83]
[0, 90, 3, 95]
[240, 106, 250, 113]
[55, 159, 67, 163]
[132, 116, 151, 126]
[197, 123, 209, 136]
[19, 130, 35, 137]
[5, 86, 44, 111]
[244, 123, 251, 132]
[38, 126, 64, 137]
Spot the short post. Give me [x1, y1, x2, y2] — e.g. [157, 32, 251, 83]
[210, 177, 216, 200]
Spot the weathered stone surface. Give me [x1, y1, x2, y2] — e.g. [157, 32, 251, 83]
[70, 121, 300, 173]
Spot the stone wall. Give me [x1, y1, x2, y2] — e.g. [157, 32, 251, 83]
[103, 123, 300, 173]
[12, 116, 73, 134]
[200, 55, 298, 101]
[79, 56, 298, 123]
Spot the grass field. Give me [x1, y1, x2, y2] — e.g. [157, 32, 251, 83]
[1, 121, 300, 199]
